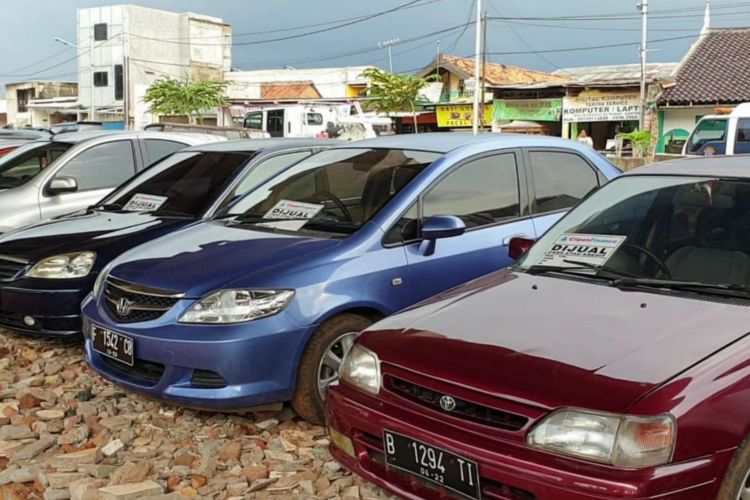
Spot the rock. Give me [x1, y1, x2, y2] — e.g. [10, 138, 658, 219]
[342, 485, 361, 499]
[36, 409, 65, 421]
[248, 477, 278, 492]
[50, 448, 101, 472]
[226, 481, 248, 496]
[218, 441, 242, 462]
[98, 416, 129, 430]
[58, 424, 89, 445]
[0, 424, 33, 440]
[44, 361, 63, 376]
[43, 487, 71, 500]
[110, 462, 150, 485]
[323, 460, 342, 473]
[18, 393, 42, 410]
[172, 454, 195, 467]
[10, 434, 56, 461]
[255, 418, 278, 430]
[0, 465, 42, 485]
[166, 475, 180, 491]
[242, 465, 268, 482]
[101, 439, 124, 457]
[47, 472, 89, 489]
[69, 478, 105, 500]
[98, 480, 163, 500]
[189, 474, 207, 489]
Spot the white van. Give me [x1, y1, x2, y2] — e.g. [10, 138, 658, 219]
[684, 103, 750, 155]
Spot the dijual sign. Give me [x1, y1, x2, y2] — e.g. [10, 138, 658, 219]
[563, 91, 641, 123]
[493, 98, 563, 122]
[436, 104, 493, 127]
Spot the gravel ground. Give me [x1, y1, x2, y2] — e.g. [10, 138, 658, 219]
[0, 330, 392, 500]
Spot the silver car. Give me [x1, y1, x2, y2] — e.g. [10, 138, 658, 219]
[0, 131, 224, 233]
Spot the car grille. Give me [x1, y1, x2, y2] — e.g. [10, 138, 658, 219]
[100, 355, 165, 385]
[388, 377, 529, 432]
[0, 255, 28, 281]
[103, 276, 183, 324]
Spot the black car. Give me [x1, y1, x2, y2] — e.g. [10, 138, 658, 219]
[0, 138, 334, 336]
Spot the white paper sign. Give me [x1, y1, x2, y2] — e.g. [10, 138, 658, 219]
[261, 199, 324, 231]
[538, 233, 627, 267]
[122, 194, 168, 212]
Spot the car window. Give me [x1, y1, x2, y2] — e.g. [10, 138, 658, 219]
[306, 113, 323, 126]
[736, 119, 750, 154]
[0, 141, 73, 189]
[108, 151, 254, 216]
[383, 203, 420, 245]
[686, 118, 728, 154]
[529, 151, 599, 214]
[224, 151, 312, 204]
[55, 140, 136, 192]
[144, 139, 186, 165]
[244, 112, 263, 130]
[423, 153, 520, 229]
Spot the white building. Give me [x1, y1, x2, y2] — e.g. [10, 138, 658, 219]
[76, 5, 231, 129]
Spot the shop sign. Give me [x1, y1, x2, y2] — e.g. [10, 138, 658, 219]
[563, 91, 641, 123]
[493, 98, 563, 122]
[436, 104, 493, 127]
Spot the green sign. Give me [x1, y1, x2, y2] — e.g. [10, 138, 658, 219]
[493, 99, 563, 122]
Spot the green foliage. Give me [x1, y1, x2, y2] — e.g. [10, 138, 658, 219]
[143, 78, 229, 124]
[619, 130, 653, 157]
[361, 68, 437, 133]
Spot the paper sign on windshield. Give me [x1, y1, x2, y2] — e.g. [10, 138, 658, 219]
[261, 199, 324, 231]
[538, 233, 627, 267]
[122, 194, 168, 212]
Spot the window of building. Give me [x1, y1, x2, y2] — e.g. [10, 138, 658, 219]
[94, 23, 108, 41]
[423, 153, 521, 229]
[16, 88, 35, 113]
[93, 71, 108, 87]
[528, 151, 599, 214]
[114, 65, 124, 100]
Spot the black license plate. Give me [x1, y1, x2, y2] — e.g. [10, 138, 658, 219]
[91, 325, 134, 366]
[383, 430, 480, 499]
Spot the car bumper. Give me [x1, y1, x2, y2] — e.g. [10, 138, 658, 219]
[326, 385, 734, 500]
[81, 294, 315, 410]
[0, 282, 86, 336]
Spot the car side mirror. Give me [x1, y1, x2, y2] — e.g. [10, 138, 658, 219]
[419, 215, 466, 256]
[508, 236, 535, 260]
[47, 176, 78, 196]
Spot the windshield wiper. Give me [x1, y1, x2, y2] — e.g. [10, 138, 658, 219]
[611, 277, 750, 297]
[151, 209, 194, 218]
[523, 260, 633, 279]
[561, 259, 638, 278]
[89, 203, 123, 211]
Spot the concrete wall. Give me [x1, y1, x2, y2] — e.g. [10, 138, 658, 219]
[657, 106, 716, 153]
[5, 82, 77, 127]
[226, 67, 373, 100]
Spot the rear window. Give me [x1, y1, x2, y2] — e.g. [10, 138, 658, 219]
[0, 141, 73, 189]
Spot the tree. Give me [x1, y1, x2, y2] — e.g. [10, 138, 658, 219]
[361, 68, 436, 133]
[143, 78, 229, 124]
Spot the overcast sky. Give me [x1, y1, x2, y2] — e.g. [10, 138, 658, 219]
[0, 0, 746, 90]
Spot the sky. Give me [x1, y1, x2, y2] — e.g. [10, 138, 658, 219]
[0, 0, 747, 89]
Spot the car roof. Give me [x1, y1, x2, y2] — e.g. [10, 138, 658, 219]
[342, 132, 589, 154]
[624, 155, 750, 179]
[51, 130, 223, 145]
[183, 138, 342, 153]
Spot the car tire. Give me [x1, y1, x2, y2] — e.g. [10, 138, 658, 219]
[291, 313, 372, 424]
[717, 433, 750, 499]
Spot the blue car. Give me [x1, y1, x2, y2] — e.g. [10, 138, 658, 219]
[81, 133, 620, 423]
[0, 139, 333, 336]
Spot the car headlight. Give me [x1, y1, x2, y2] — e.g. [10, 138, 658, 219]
[26, 252, 96, 279]
[340, 343, 381, 395]
[92, 261, 114, 297]
[179, 289, 294, 324]
[528, 409, 676, 468]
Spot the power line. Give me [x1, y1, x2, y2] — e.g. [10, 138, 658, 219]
[0, 46, 74, 77]
[446, 0, 476, 53]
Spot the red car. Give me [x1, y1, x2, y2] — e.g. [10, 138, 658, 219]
[326, 157, 750, 499]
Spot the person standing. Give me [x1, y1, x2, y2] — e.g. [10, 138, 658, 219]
[577, 129, 594, 148]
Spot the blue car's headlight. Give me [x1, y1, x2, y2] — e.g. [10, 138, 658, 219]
[179, 289, 295, 324]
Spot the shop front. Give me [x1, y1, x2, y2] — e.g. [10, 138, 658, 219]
[493, 98, 562, 135]
[562, 90, 641, 150]
[436, 104, 493, 130]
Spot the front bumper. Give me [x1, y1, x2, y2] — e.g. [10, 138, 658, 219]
[326, 384, 734, 500]
[0, 282, 86, 336]
[82, 294, 316, 410]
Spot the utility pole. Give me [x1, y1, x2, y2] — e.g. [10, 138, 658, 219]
[480, 10, 488, 131]
[472, 0, 483, 135]
[639, 0, 649, 130]
[54, 36, 94, 121]
[378, 38, 400, 73]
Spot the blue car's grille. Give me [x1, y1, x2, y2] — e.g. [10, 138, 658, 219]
[103, 277, 182, 324]
[0, 255, 27, 281]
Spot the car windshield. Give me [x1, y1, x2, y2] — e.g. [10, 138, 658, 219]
[0, 141, 73, 189]
[685, 118, 727, 154]
[223, 148, 440, 236]
[517, 175, 750, 294]
[102, 150, 256, 217]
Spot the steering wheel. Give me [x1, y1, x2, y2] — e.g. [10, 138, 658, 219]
[621, 242, 672, 278]
[310, 190, 353, 222]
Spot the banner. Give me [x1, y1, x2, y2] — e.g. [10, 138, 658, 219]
[563, 91, 641, 123]
[436, 104, 493, 128]
[493, 99, 562, 122]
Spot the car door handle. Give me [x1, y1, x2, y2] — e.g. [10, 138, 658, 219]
[502, 234, 534, 245]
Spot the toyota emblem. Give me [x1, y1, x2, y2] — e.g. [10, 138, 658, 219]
[439, 395, 457, 412]
[116, 297, 133, 316]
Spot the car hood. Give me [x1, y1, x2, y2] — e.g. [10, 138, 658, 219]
[360, 270, 750, 413]
[0, 210, 193, 263]
[107, 220, 344, 297]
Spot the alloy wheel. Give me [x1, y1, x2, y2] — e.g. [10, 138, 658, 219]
[317, 331, 357, 401]
[738, 467, 750, 500]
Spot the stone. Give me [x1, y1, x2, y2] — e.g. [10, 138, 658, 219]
[0, 465, 42, 485]
[255, 418, 278, 430]
[18, 393, 41, 410]
[189, 474, 207, 489]
[43, 488, 71, 500]
[10, 434, 56, 461]
[172, 454, 195, 467]
[110, 462, 150, 485]
[242, 465, 268, 482]
[101, 439, 124, 457]
[226, 481, 248, 496]
[36, 409, 65, 421]
[47, 472, 89, 489]
[0, 424, 33, 440]
[98, 416, 129, 430]
[69, 478, 105, 500]
[44, 361, 63, 376]
[50, 448, 100, 472]
[58, 424, 89, 445]
[218, 441, 242, 462]
[98, 480, 163, 500]
[248, 477, 278, 492]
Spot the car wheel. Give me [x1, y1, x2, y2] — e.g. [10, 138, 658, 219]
[717, 434, 750, 499]
[291, 313, 372, 424]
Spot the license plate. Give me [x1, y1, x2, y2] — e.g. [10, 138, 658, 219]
[91, 325, 134, 366]
[383, 430, 480, 499]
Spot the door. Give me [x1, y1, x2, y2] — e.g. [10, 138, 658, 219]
[524, 149, 602, 237]
[267, 110, 285, 137]
[401, 151, 535, 305]
[39, 140, 138, 220]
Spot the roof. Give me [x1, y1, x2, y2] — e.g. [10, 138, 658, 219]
[417, 54, 565, 87]
[624, 155, 750, 178]
[260, 81, 322, 100]
[660, 28, 750, 105]
[552, 63, 679, 87]
[51, 130, 225, 145]
[184, 138, 342, 153]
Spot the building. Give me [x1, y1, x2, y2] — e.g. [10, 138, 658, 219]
[0, 99, 7, 128]
[4, 81, 78, 128]
[76, 5, 231, 129]
[658, 28, 750, 153]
